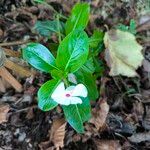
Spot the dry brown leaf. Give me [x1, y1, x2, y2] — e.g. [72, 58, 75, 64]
[0, 78, 6, 92]
[90, 99, 109, 130]
[50, 118, 67, 149]
[4, 59, 34, 77]
[0, 104, 10, 124]
[0, 67, 23, 92]
[38, 141, 54, 150]
[95, 140, 121, 150]
[3, 48, 21, 57]
[26, 107, 34, 120]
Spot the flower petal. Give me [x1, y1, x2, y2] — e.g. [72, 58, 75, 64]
[72, 84, 88, 97]
[51, 82, 65, 99]
[53, 97, 82, 105]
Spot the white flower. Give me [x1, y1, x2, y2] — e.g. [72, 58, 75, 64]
[51, 82, 88, 105]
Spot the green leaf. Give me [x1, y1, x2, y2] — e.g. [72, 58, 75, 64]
[62, 97, 91, 133]
[89, 30, 104, 48]
[129, 19, 136, 34]
[93, 57, 104, 77]
[75, 69, 98, 100]
[38, 79, 61, 111]
[65, 3, 90, 35]
[81, 58, 95, 74]
[34, 0, 45, 3]
[34, 20, 64, 37]
[117, 19, 136, 35]
[51, 69, 67, 79]
[22, 43, 58, 73]
[56, 29, 89, 73]
[104, 29, 144, 77]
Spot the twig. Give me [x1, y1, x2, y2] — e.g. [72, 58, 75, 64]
[0, 40, 29, 47]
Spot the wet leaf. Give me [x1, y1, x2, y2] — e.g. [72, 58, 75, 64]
[104, 29, 143, 77]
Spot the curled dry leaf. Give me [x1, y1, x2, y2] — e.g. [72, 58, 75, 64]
[95, 139, 121, 150]
[90, 99, 109, 131]
[0, 104, 10, 124]
[50, 118, 67, 149]
[104, 29, 144, 77]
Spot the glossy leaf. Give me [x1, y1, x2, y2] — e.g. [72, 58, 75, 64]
[22, 43, 57, 73]
[65, 3, 90, 35]
[62, 97, 91, 133]
[34, 20, 64, 37]
[56, 30, 89, 73]
[38, 79, 61, 111]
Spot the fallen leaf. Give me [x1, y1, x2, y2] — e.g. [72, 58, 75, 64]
[128, 132, 150, 143]
[104, 29, 143, 77]
[0, 67, 23, 92]
[95, 140, 121, 150]
[90, 99, 109, 130]
[4, 59, 34, 77]
[0, 78, 6, 92]
[39, 141, 54, 150]
[50, 118, 66, 149]
[0, 104, 10, 124]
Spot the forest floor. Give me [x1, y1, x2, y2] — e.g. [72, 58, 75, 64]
[0, 0, 150, 150]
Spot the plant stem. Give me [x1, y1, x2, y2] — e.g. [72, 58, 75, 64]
[63, 78, 69, 87]
[57, 14, 62, 43]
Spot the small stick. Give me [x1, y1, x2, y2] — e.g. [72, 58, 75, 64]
[0, 66, 23, 92]
[4, 59, 34, 77]
[0, 40, 29, 47]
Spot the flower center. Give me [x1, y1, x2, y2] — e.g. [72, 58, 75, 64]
[65, 94, 71, 97]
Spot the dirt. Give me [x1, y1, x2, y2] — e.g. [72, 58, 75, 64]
[0, 0, 150, 150]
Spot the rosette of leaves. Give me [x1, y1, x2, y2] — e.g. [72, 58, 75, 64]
[23, 2, 104, 133]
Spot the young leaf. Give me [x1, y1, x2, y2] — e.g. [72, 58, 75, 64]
[38, 79, 61, 111]
[89, 30, 104, 49]
[104, 29, 144, 77]
[75, 69, 98, 100]
[62, 97, 91, 133]
[56, 29, 89, 73]
[65, 3, 90, 35]
[117, 19, 136, 35]
[129, 19, 136, 34]
[22, 43, 58, 73]
[34, 20, 64, 38]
